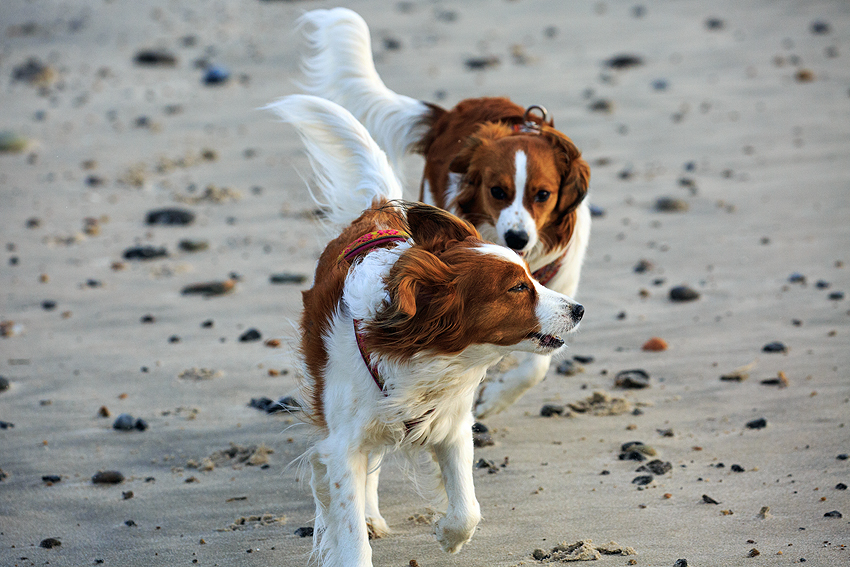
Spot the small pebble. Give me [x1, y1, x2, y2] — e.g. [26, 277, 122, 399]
[0, 131, 28, 153]
[473, 431, 494, 448]
[134, 49, 177, 66]
[828, 291, 844, 300]
[203, 65, 231, 85]
[655, 197, 689, 212]
[834, 483, 846, 490]
[294, 526, 313, 537]
[555, 359, 578, 375]
[40, 538, 62, 549]
[179, 239, 209, 252]
[42, 300, 57, 310]
[838, 454, 849, 461]
[632, 475, 653, 486]
[637, 460, 672, 475]
[92, 470, 124, 484]
[540, 404, 565, 417]
[573, 355, 594, 364]
[146, 208, 195, 226]
[702, 494, 720, 504]
[810, 21, 830, 35]
[123, 246, 168, 261]
[140, 315, 155, 323]
[605, 54, 643, 69]
[181, 280, 235, 297]
[705, 17, 725, 30]
[731, 464, 745, 472]
[642, 337, 668, 351]
[472, 422, 488, 434]
[633, 259, 654, 273]
[239, 328, 262, 342]
[669, 285, 700, 301]
[762, 341, 788, 353]
[42, 475, 61, 483]
[113, 413, 136, 431]
[788, 272, 806, 284]
[464, 56, 500, 70]
[589, 204, 606, 217]
[823, 510, 842, 518]
[0, 376, 9, 392]
[269, 273, 308, 284]
[746, 418, 768, 430]
[615, 369, 650, 389]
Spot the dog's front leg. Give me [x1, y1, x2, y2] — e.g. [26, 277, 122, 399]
[324, 443, 371, 567]
[474, 352, 552, 419]
[432, 417, 481, 554]
[364, 453, 389, 538]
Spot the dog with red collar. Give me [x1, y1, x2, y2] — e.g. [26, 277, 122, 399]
[267, 94, 583, 567]
[297, 8, 591, 418]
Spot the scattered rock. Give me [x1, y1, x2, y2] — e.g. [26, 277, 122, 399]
[655, 197, 689, 212]
[568, 391, 631, 416]
[828, 291, 845, 300]
[605, 54, 643, 69]
[178, 368, 222, 381]
[702, 494, 720, 504]
[637, 460, 672, 475]
[731, 464, 745, 472]
[795, 69, 815, 83]
[465, 56, 500, 70]
[123, 246, 168, 261]
[705, 17, 725, 30]
[0, 376, 9, 392]
[12, 58, 55, 85]
[473, 430, 494, 448]
[146, 208, 195, 226]
[762, 341, 788, 353]
[42, 475, 61, 483]
[589, 204, 606, 217]
[113, 413, 148, 431]
[0, 131, 29, 153]
[181, 280, 235, 297]
[134, 49, 177, 67]
[475, 458, 500, 473]
[39, 538, 62, 549]
[746, 418, 768, 430]
[533, 539, 636, 562]
[294, 526, 313, 538]
[248, 396, 300, 413]
[573, 355, 594, 364]
[757, 506, 771, 519]
[642, 337, 668, 351]
[614, 369, 650, 389]
[632, 475, 653, 486]
[588, 99, 614, 113]
[824, 510, 842, 518]
[835, 483, 847, 490]
[269, 272, 308, 284]
[669, 285, 700, 302]
[555, 359, 579, 375]
[720, 361, 757, 382]
[540, 404, 565, 417]
[178, 239, 209, 252]
[1, 321, 25, 338]
[633, 259, 654, 273]
[760, 371, 789, 388]
[748, 548, 760, 557]
[0, 420, 15, 429]
[203, 65, 231, 85]
[92, 470, 124, 484]
[239, 328, 262, 342]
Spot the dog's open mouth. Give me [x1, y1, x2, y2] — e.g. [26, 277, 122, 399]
[529, 332, 564, 350]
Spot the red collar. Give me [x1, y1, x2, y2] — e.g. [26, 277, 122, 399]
[338, 229, 409, 264]
[531, 249, 568, 286]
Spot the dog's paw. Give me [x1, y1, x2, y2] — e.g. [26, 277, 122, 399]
[434, 512, 479, 554]
[366, 515, 390, 539]
[473, 381, 510, 420]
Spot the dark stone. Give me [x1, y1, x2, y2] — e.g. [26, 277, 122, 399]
[178, 239, 209, 252]
[140, 314, 155, 323]
[294, 526, 313, 538]
[615, 369, 650, 389]
[589, 204, 606, 217]
[134, 49, 177, 66]
[673, 560, 689, 567]
[201, 319, 214, 328]
[835, 483, 847, 490]
[605, 54, 643, 69]
[619, 451, 647, 462]
[632, 475, 653, 486]
[123, 246, 168, 260]
[828, 291, 845, 300]
[573, 355, 594, 364]
[762, 342, 788, 353]
[92, 470, 124, 484]
[702, 494, 720, 504]
[638, 460, 672, 475]
[824, 510, 842, 518]
[239, 328, 262, 342]
[532, 548, 550, 561]
[203, 65, 230, 85]
[633, 259, 654, 273]
[42, 475, 61, 483]
[731, 464, 745, 472]
[269, 273, 308, 284]
[0, 376, 9, 392]
[471, 422, 489, 434]
[146, 208, 195, 226]
[540, 404, 565, 417]
[815, 280, 830, 289]
[39, 538, 62, 549]
[268, 396, 301, 413]
[788, 272, 806, 284]
[555, 359, 577, 375]
[134, 418, 148, 431]
[669, 285, 700, 301]
[0, 420, 14, 429]
[464, 56, 500, 70]
[705, 17, 725, 30]
[810, 21, 830, 35]
[746, 418, 768, 430]
[113, 413, 136, 431]
[42, 300, 57, 310]
[473, 431, 494, 448]
[168, 335, 180, 344]
[838, 454, 848, 461]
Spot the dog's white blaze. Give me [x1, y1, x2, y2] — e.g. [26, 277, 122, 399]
[495, 150, 537, 252]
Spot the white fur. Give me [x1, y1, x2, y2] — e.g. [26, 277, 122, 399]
[297, 8, 432, 177]
[494, 150, 538, 254]
[264, 94, 403, 231]
[279, 95, 582, 566]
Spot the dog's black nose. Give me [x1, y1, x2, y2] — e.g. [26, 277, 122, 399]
[571, 303, 584, 321]
[504, 229, 529, 251]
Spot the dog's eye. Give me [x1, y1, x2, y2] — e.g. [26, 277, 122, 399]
[490, 186, 507, 200]
[534, 190, 550, 203]
[509, 282, 530, 293]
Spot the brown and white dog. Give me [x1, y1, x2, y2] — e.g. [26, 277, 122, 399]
[267, 95, 583, 566]
[297, 8, 591, 418]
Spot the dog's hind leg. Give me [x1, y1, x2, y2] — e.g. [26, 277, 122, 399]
[473, 352, 552, 419]
[309, 448, 333, 560]
[364, 453, 390, 539]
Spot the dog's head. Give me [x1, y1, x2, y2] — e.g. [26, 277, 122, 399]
[371, 203, 583, 359]
[448, 122, 590, 255]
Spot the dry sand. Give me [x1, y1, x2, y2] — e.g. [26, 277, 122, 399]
[1, 1, 849, 565]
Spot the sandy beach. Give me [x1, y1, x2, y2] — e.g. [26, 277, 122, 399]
[1, 0, 848, 565]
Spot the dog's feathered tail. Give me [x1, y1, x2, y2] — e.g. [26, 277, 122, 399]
[296, 8, 435, 175]
[265, 94, 403, 229]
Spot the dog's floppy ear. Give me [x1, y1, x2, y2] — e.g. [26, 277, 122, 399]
[386, 248, 454, 319]
[406, 203, 480, 255]
[449, 122, 514, 214]
[542, 127, 590, 221]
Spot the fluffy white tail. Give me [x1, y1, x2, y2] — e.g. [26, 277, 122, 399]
[296, 8, 432, 174]
[265, 94, 403, 229]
